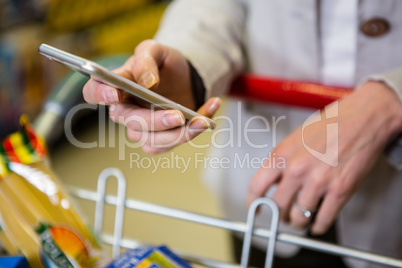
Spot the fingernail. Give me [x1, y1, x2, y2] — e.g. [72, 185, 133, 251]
[103, 89, 119, 103]
[208, 97, 221, 114]
[163, 110, 185, 127]
[189, 117, 210, 135]
[139, 71, 157, 88]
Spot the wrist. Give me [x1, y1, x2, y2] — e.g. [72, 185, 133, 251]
[357, 81, 402, 138]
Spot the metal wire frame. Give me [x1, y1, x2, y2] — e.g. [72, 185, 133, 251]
[68, 168, 402, 268]
[93, 168, 127, 258]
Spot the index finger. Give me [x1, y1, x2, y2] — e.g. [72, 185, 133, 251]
[246, 156, 282, 207]
[109, 103, 185, 132]
[83, 78, 121, 105]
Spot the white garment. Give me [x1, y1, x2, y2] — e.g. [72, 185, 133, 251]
[320, 0, 358, 87]
[155, 1, 402, 267]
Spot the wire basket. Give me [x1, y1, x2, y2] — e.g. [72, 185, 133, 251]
[66, 168, 402, 268]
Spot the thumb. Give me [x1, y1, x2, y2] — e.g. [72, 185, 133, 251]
[112, 57, 159, 90]
[119, 40, 169, 90]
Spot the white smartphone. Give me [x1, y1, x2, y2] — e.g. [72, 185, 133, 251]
[38, 43, 216, 129]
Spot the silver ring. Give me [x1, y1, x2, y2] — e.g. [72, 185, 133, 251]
[295, 202, 315, 218]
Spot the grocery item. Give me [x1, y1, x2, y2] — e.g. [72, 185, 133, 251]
[106, 245, 192, 268]
[0, 255, 29, 268]
[0, 117, 107, 267]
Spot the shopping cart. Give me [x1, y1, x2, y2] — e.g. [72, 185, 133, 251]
[65, 168, 402, 268]
[34, 56, 402, 267]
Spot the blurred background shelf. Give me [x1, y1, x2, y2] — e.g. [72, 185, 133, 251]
[0, 0, 167, 137]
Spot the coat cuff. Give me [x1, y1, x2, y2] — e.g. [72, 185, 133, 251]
[358, 67, 402, 101]
[359, 67, 402, 170]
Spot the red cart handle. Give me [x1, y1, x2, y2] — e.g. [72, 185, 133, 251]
[229, 75, 353, 110]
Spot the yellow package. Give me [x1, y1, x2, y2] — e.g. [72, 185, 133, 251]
[0, 118, 108, 267]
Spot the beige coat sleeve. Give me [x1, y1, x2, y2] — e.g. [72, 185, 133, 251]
[153, 0, 246, 99]
[359, 67, 402, 100]
[364, 69, 402, 170]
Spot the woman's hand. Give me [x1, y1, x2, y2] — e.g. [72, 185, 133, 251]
[83, 40, 220, 154]
[247, 81, 402, 234]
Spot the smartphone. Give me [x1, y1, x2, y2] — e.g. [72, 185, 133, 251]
[38, 43, 216, 129]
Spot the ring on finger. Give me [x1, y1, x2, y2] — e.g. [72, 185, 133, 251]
[294, 202, 316, 219]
